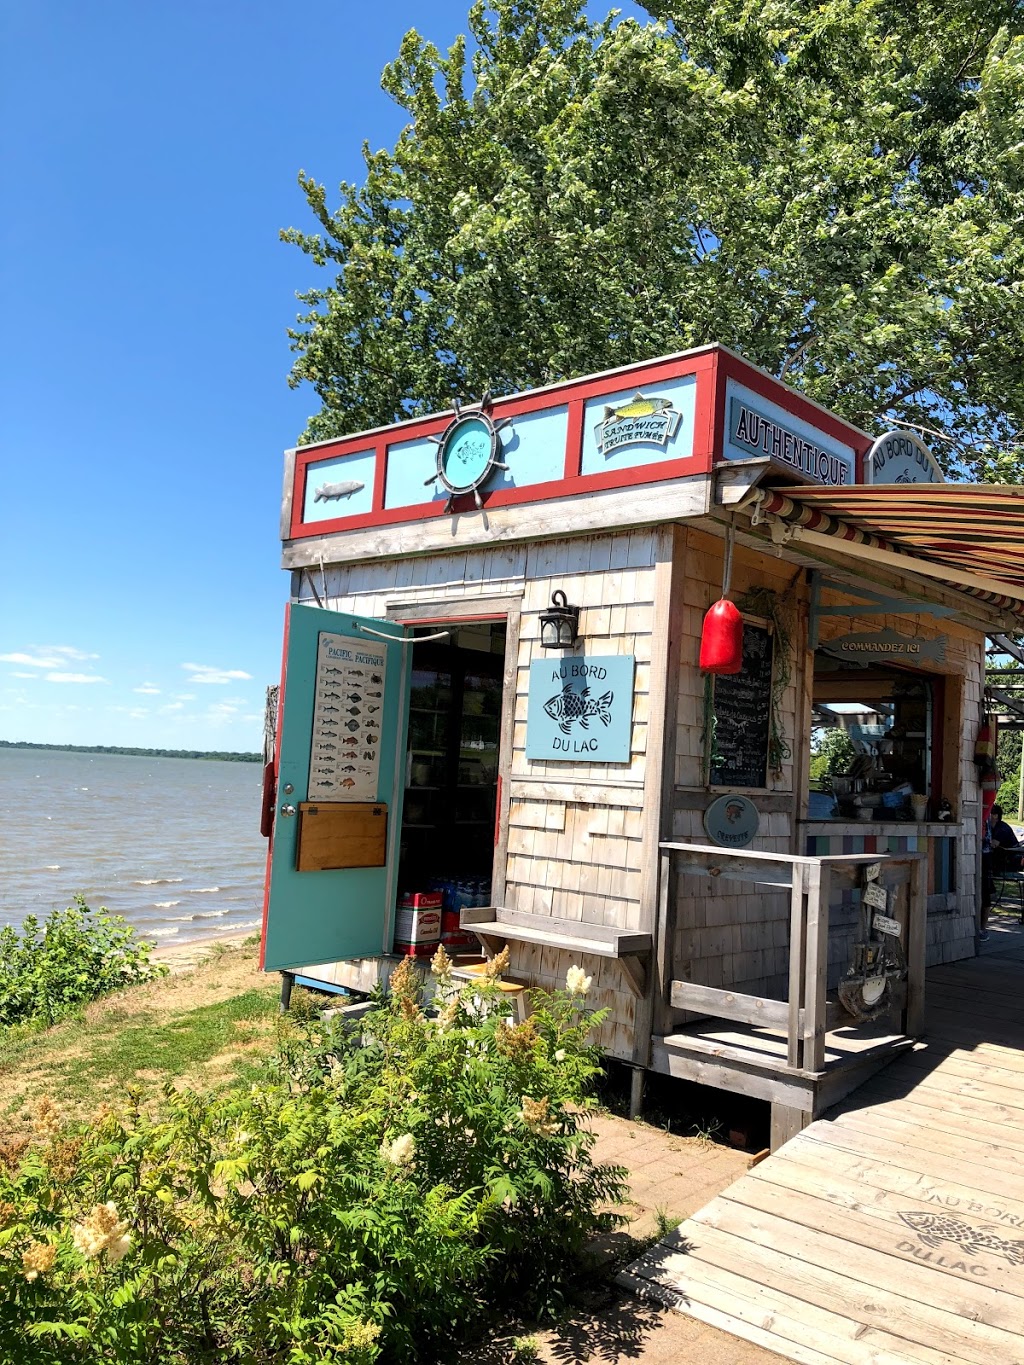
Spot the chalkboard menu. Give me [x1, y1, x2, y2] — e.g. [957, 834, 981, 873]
[711, 623, 774, 788]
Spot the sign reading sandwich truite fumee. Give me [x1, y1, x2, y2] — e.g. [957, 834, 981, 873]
[525, 655, 635, 762]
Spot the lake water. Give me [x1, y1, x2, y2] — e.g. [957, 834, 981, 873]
[0, 748, 267, 945]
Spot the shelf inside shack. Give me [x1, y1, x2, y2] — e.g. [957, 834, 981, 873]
[395, 623, 505, 957]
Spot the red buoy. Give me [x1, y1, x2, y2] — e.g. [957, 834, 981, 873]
[700, 598, 744, 674]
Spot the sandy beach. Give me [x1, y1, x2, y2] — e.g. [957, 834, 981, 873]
[149, 928, 258, 974]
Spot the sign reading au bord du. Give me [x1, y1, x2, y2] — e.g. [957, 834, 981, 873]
[867, 430, 944, 485]
[525, 656, 635, 763]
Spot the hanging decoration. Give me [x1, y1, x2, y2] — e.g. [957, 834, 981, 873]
[837, 864, 907, 1021]
[699, 523, 743, 674]
[974, 713, 999, 833]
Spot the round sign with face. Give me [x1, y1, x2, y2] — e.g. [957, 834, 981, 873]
[704, 794, 760, 848]
[436, 414, 500, 495]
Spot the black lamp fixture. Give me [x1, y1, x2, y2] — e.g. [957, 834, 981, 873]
[539, 590, 581, 649]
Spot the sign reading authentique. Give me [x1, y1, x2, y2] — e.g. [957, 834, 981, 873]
[728, 394, 851, 485]
[525, 655, 635, 763]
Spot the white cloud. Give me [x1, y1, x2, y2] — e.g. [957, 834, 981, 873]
[45, 672, 108, 685]
[134, 683, 161, 695]
[181, 663, 253, 685]
[161, 701, 186, 712]
[10, 671, 36, 679]
[208, 701, 242, 715]
[0, 646, 98, 668]
[175, 693, 197, 702]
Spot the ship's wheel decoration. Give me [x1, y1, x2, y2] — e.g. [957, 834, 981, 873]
[425, 393, 511, 512]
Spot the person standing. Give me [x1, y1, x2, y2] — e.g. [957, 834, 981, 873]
[990, 804, 1022, 866]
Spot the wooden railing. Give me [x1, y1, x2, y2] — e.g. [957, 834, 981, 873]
[659, 843, 927, 1072]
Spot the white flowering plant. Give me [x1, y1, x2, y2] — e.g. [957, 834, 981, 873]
[0, 957, 626, 1362]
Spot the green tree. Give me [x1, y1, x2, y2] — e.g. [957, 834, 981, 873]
[809, 726, 856, 787]
[282, 0, 1024, 475]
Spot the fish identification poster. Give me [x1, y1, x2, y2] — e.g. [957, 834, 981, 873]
[307, 632, 387, 800]
[525, 655, 634, 763]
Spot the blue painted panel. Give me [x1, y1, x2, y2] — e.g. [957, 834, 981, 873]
[385, 435, 449, 509]
[302, 449, 376, 523]
[581, 376, 696, 476]
[525, 655, 634, 763]
[385, 407, 569, 509]
[722, 379, 855, 484]
[263, 604, 410, 972]
[488, 406, 568, 491]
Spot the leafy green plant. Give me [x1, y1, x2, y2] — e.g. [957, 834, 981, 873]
[0, 898, 166, 1030]
[0, 949, 627, 1362]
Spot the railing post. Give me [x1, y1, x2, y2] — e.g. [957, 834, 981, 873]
[787, 863, 805, 1069]
[802, 862, 830, 1072]
[906, 855, 927, 1036]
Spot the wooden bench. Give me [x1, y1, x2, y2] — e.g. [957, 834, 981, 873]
[459, 906, 652, 997]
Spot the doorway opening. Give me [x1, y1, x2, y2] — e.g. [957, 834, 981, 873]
[397, 620, 507, 943]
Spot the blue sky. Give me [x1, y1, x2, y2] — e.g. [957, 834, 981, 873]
[1, 0, 535, 751]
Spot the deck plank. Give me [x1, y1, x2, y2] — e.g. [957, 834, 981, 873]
[626, 940, 1024, 1363]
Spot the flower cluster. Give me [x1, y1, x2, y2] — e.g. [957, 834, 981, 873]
[519, 1095, 559, 1137]
[33, 1098, 62, 1142]
[565, 965, 592, 996]
[22, 1241, 56, 1283]
[495, 1016, 539, 1060]
[71, 1202, 131, 1265]
[430, 942, 452, 980]
[380, 1134, 416, 1169]
[484, 946, 511, 980]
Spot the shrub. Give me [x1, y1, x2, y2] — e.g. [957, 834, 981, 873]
[0, 897, 166, 1030]
[0, 950, 627, 1362]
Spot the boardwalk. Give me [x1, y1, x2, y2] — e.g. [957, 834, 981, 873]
[625, 916, 1024, 1365]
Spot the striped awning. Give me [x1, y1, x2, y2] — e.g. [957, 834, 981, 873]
[746, 484, 1024, 616]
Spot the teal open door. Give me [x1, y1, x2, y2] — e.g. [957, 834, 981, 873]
[263, 603, 412, 971]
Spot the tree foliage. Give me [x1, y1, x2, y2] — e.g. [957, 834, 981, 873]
[282, 0, 1024, 477]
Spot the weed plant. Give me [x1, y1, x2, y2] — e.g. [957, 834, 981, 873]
[0, 948, 627, 1362]
[0, 898, 165, 1030]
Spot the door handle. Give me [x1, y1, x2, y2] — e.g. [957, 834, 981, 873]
[279, 804, 297, 817]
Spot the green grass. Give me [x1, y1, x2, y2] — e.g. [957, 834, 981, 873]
[0, 964, 281, 1125]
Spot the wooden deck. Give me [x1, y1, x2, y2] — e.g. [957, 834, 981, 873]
[625, 917, 1024, 1364]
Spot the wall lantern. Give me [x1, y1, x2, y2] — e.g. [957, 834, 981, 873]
[539, 590, 581, 649]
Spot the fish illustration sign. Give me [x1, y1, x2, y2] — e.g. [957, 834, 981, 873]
[526, 656, 635, 762]
[593, 392, 683, 455]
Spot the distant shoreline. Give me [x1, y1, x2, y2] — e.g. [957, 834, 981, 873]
[0, 741, 261, 763]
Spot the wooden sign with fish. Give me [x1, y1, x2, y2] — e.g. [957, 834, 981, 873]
[525, 655, 635, 763]
[593, 390, 684, 456]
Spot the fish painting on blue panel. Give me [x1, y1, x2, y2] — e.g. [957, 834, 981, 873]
[302, 449, 376, 523]
[580, 376, 696, 476]
[526, 656, 634, 763]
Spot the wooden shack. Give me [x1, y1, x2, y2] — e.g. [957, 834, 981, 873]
[261, 345, 1024, 1146]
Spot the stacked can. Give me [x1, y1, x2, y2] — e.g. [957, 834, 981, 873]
[430, 875, 491, 952]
